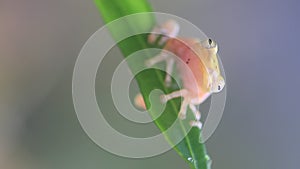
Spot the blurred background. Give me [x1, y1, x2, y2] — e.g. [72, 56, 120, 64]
[0, 0, 299, 169]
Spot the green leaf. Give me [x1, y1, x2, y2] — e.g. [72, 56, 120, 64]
[94, 0, 211, 169]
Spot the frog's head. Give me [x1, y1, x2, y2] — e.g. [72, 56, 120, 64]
[196, 39, 225, 93]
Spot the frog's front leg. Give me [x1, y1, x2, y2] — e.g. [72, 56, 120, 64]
[145, 51, 169, 67]
[145, 51, 175, 87]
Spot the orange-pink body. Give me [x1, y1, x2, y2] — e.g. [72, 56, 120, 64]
[164, 38, 211, 104]
[135, 20, 225, 129]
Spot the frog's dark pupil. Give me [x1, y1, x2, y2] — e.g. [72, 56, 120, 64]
[208, 39, 212, 45]
[218, 85, 221, 90]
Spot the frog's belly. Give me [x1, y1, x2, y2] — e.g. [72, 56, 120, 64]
[177, 63, 201, 94]
[176, 62, 210, 103]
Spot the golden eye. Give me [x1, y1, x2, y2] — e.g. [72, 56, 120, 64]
[203, 38, 216, 49]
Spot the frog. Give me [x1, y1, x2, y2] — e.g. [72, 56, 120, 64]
[135, 20, 225, 129]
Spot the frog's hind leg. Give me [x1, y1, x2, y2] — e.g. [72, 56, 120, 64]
[189, 104, 202, 129]
[160, 89, 190, 119]
[134, 93, 146, 110]
[178, 98, 190, 119]
[189, 104, 201, 121]
[160, 89, 189, 103]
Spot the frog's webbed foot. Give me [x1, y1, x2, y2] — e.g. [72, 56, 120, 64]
[190, 120, 203, 129]
[160, 89, 203, 129]
[148, 20, 180, 45]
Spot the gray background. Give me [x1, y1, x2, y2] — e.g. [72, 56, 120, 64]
[0, 0, 299, 169]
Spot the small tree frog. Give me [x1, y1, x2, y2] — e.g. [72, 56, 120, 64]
[135, 20, 225, 129]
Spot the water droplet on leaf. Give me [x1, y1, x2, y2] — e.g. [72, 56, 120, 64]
[187, 157, 194, 163]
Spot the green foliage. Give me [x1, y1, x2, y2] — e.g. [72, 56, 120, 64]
[94, 0, 211, 168]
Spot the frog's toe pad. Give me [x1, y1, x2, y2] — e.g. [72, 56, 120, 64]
[190, 120, 202, 129]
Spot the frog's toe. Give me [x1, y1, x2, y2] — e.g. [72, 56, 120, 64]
[190, 120, 202, 129]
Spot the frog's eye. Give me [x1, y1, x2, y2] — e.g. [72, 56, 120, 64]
[202, 38, 217, 50]
[211, 76, 225, 93]
[208, 39, 213, 45]
[217, 77, 225, 91]
[207, 39, 217, 48]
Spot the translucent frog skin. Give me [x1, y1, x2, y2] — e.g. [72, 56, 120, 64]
[135, 20, 225, 129]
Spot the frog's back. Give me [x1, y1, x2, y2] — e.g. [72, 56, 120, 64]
[165, 38, 211, 100]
